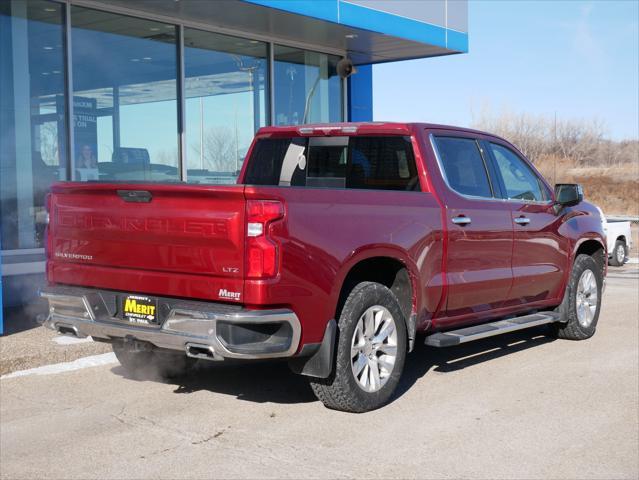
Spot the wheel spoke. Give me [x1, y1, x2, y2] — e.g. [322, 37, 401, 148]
[353, 353, 367, 376]
[359, 363, 370, 388]
[364, 309, 375, 337]
[377, 356, 395, 374]
[372, 318, 395, 345]
[368, 358, 381, 391]
[378, 344, 397, 357]
[352, 323, 365, 357]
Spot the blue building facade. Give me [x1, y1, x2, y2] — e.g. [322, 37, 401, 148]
[0, 0, 468, 333]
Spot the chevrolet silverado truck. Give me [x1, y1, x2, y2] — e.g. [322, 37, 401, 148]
[40, 122, 607, 413]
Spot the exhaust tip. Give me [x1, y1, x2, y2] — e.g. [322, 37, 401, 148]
[56, 324, 80, 337]
[185, 343, 219, 361]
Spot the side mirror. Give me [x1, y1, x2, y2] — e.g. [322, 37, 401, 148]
[554, 183, 583, 207]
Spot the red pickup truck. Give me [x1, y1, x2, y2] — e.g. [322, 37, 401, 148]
[41, 122, 606, 413]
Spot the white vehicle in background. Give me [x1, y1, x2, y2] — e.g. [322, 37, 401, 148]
[601, 215, 633, 266]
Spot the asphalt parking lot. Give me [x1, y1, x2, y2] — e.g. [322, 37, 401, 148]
[1, 265, 638, 480]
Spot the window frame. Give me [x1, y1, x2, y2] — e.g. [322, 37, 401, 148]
[429, 134, 498, 201]
[483, 140, 553, 205]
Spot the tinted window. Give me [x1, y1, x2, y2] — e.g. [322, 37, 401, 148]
[307, 138, 348, 188]
[433, 137, 492, 198]
[349, 137, 418, 190]
[243, 136, 419, 191]
[490, 143, 546, 202]
[244, 138, 306, 186]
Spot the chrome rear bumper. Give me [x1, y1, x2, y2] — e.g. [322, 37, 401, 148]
[40, 286, 301, 360]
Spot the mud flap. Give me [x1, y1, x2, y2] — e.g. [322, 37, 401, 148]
[288, 319, 336, 379]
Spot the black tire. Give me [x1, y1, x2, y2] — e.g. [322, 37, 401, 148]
[609, 240, 627, 267]
[309, 282, 407, 413]
[551, 254, 603, 340]
[112, 343, 195, 379]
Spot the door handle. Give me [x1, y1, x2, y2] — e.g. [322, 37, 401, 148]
[452, 216, 472, 226]
[514, 216, 530, 225]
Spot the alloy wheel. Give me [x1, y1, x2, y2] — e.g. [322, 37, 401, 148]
[576, 269, 598, 327]
[350, 305, 398, 392]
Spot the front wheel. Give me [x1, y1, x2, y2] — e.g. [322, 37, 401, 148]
[609, 240, 627, 267]
[309, 282, 407, 413]
[552, 254, 603, 340]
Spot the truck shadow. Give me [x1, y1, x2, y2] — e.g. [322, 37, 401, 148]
[110, 325, 556, 406]
[395, 325, 556, 399]
[111, 359, 317, 404]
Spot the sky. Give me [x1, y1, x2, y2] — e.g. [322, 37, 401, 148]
[373, 0, 639, 141]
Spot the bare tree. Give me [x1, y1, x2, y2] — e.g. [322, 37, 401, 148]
[471, 108, 637, 167]
[39, 122, 60, 166]
[190, 126, 238, 172]
[155, 148, 178, 167]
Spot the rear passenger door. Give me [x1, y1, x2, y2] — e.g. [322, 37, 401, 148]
[484, 141, 569, 306]
[430, 133, 514, 323]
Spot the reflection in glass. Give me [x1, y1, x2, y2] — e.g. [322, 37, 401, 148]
[273, 46, 343, 126]
[184, 28, 267, 184]
[71, 6, 179, 182]
[0, 0, 67, 250]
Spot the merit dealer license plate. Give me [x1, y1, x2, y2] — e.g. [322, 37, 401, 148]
[121, 295, 158, 326]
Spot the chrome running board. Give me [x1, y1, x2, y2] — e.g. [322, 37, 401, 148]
[424, 312, 561, 347]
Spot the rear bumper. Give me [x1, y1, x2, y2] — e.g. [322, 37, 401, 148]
[40, 286, 301, 361]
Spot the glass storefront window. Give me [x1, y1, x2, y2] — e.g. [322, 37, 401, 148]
[0, 0, 67, 250]
[70, 6, 179, 182]
[0, 2, 347, 252]
[184, 28, 267, 184]
[273, 46, 343, 126]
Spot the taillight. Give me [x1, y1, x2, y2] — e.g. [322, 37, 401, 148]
[246, 200, 284, 279]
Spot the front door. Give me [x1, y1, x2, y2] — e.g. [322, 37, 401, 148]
[485, 141, 569, 306]
[429, 134, 514, 323]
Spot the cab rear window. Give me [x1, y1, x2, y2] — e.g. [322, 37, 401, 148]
[243, 136, 420, 191]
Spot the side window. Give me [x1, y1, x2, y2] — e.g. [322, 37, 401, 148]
[348, 136, 419, 191]
[489, 143, 546, 202]
[433, 136, 493, 198]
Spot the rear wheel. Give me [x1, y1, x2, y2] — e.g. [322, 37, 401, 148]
[309, 282, 407, 413]
[609, 240, 627, 267]
[552, 254, 603, 340]
[112, 343, 195, 379]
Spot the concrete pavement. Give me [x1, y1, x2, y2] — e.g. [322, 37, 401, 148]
[1, 265, 637, 479]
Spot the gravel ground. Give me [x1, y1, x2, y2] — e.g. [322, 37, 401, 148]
[0, 327, 110, 376]
[1, 264, 637, 479]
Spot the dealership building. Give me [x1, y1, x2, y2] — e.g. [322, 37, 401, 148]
[0, 0, 468, 333]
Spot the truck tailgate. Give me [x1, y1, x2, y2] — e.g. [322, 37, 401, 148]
[47, 183, 246, 302]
